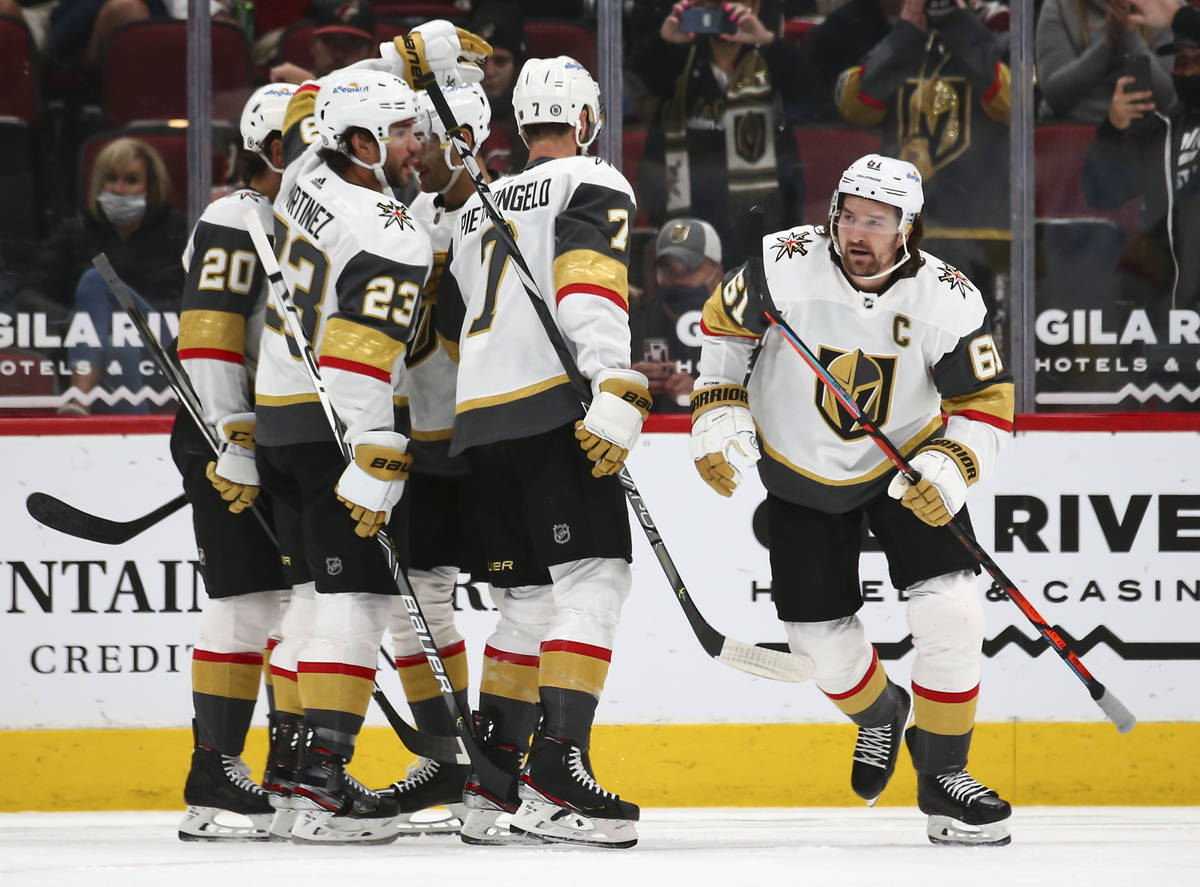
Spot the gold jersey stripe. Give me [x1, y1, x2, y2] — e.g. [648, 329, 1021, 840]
[942, 382, 1015, 425]
[320, 316, 406, 373]
[410, 427, 453, 441]
[836, 66, 886, 126]
[914, 694, 979, 736]
[296, 671, 374, 717]
[480, 659, 541, 704]
[178, 309, 245, 354]
[256, 391, 321, 407]
[553, 249, 628, 308]
[456, 374, 571, 415]
[761, 416, 942, 486]
[396, 648, 469, 702]
[701, 293, 757, 339]
[283, 88, 317, 140]
[272, 673, 303, 716]
[539, 649, 610, 698]
[439, 331, 460, 364]
[192, 659, 261, 702]
[392, 395, 410, 407]
[826, 659, 889, 717]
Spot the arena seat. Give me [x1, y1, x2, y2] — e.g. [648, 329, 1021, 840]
[375, 3, 466, 21]
[102, 20, 251, 126]
[793, 127, 884, 226]
[1034, 123, 1139, 239]
[525, 19, 598, 76]
[621, 127, 652, 228]
[0, 15, 39, 123]
[78, 124, 237, 215]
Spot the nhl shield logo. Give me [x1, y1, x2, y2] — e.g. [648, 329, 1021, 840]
[552, 523, 571, 545]
[326, 556, 343, 576]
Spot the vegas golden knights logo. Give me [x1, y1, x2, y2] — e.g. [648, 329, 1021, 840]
[897, 75, 970, 177]
[734, 111, 767, 164]
[813, 346, 897, 440]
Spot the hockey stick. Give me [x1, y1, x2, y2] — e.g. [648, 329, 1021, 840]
[27, 490, 188, 544]
[742, 212, 1136, 732]
[417, 75, 812, 684]
[243, 215, 514, 788]
[91, 254, 455, 764]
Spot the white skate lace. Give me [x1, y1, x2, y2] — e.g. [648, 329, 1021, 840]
[852, 723, 893, 769]
[567, 746, 615, 800]
[394, 758, 439, 789]
[341, 767, 380, 800]
[222, 755, 267, 796]
[936, 770, 992, 804]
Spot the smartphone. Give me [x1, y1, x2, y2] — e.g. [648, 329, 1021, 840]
[1121, 53, 1152, 96]
[678, 5, 738, 36]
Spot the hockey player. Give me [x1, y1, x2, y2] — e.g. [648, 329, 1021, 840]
[370, 83, 496, 834]
[175, 83, 298, 841]
[438, 56, 643, 849]
[251, 68, 433, 844]
[691, 154, 1015, 846]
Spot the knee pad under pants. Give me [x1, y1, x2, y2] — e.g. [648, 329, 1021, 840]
[906, 570, 984, 693]
[196, 589, 282, 654]
[269, 581, 316, 676]
[487, 583, 554, 656]
[545, 557, 631, 650]
[302, 592, 391, 671]
[784, 616, 876, 696]
[389, 566, 463, 657]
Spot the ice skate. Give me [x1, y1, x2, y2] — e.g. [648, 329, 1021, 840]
[288, 734, 403, 844]
[510, 734, 639, 849]
[851, 684, 912, 805]
[178, 739, 274, 842]
[262, 713, 305, 839]
[460, 717, 542, 846]
[908, 727, 1011, 846]
[375, 757, 469, 836]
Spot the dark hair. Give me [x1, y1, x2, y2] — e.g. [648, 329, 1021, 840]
[519, 121, 574, 144]
[316, 126, 375, 174]
[818, 195, 926, 279]
[233, 131, 281, 186]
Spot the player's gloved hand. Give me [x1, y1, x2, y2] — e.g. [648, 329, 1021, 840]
[206, 412, 259, 514]
[335, 431, 412, 538]
[574, 368, 652, 478]
[689, 378, 760, 497]
[388, 20, 491, 88]
[886, 445, 970, 527]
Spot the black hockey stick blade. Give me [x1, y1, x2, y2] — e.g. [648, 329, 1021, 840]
[27, 491, 188, 544]
[371, 686, 465, 762]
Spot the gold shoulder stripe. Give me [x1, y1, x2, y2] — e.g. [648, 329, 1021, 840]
[178, 309, 245, 354]
[942, 382, 1014, 425]
[835, 66, 886, 127]
[701, 294, 757, 339]
[320, 317, 406, 374]
[981, 62, 1012, 124]
[283, 88, 316, 141]
[553, 249, 628, 308]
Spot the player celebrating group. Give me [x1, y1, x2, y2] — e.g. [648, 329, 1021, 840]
[691, 154, 1016, 846]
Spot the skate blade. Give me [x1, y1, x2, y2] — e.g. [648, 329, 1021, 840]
[178, 806, 272, 842]
[290, 810, 404, 845]
[510, 798, 638, 849]
[926, 814, 1012, 847]
[269, 808, 300, 841]
[460, 807, 545, 846]
[393, 803, 467, 836]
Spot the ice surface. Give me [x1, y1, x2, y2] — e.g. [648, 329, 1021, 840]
[2, 807, 1198, 886]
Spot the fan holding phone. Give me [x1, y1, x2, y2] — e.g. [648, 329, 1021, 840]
[660, 1, 774, 46]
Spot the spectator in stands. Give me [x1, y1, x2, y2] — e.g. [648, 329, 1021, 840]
[633, 1, 827, 267]
[1036, 0, 1174, 124]
[631, 217, 725, 414]
[25, 138, 186, 413]
[1083, 2, 1200, 323]
[270, 0, 379, 84]
[44, 0, 229, 69]
[467, 2, 529, 175]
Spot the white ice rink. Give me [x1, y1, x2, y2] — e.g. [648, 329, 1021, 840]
[2, 807, 1198, 886]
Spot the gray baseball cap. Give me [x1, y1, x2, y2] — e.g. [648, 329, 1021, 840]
[655, 217, 722, 269]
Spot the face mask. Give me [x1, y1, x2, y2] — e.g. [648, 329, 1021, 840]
[658, 283, 712, 314]
[98, 191, 147, 227]
[1174, 75, 1200, 109]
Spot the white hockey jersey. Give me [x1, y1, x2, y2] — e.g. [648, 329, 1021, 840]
[177, 187, 274, 426]
[699, 225, 1014, 512]
[254, 161, 433, 447]
[439, 155, 637, 453]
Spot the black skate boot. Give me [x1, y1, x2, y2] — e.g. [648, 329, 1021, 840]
[288, 729, 403, 844]
[512, 733, 639, 848]
[851, 683, 912, 805]
[375, 757, 470, 836]
[179, 724, 274, 841]
[908, 728, 1012, 846]
[461, 714, 541, 846]
[262, 712, 304, 839]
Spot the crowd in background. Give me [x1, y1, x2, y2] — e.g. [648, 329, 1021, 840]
[0, 0, 1196, 415]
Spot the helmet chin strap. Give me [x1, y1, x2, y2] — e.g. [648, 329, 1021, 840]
[261, 152, 284, 174]
[438, 143, 464, 195]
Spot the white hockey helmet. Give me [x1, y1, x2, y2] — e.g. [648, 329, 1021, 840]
[417, 82, 492, 154]
[829, 153, 924, 236]
[314, 69, 420, 160]
[511, 55, 603, 151]
[240, 83, 297, 156]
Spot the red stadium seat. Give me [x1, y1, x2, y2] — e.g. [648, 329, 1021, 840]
[621, 127, 652, 228]
[0, 14, 38, 122]
[102, 20, 251, 126]
[78, 124, 237, 215]
[793, 127, 884, 226]
[1034, 123, 1139, 238]
[374, 3, 465, 21]
[375, 20, 410, 43]
[783, 18, 820, 44]
[525, 19, 597, 76]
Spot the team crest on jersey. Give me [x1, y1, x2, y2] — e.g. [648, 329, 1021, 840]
[552, 523, 571, 544]
[936, 262, 975, 297]
[326, 556, 343, 576]
[770, 230, 811, 261]
[237, 190, 265, 202]
[377, 200, 414, 231]
[813, 346, 897, 440]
